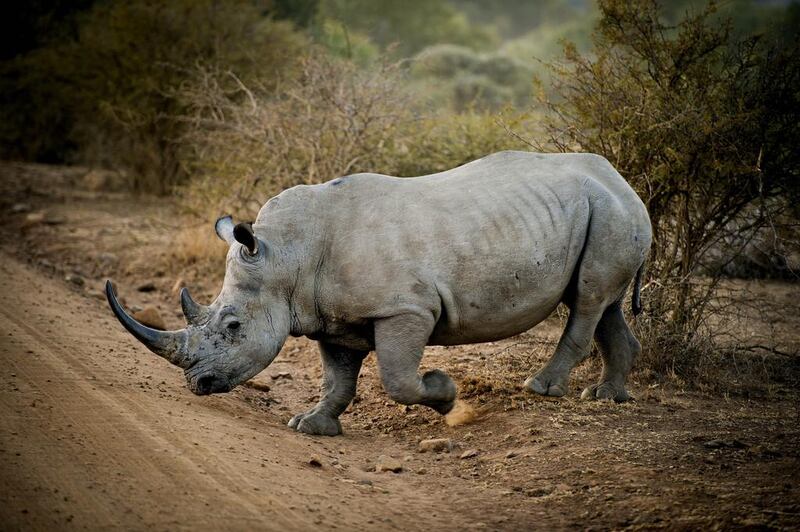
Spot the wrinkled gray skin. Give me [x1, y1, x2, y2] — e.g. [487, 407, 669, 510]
[107, 151, 652, 436]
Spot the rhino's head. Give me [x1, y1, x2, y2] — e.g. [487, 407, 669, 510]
[106, 216, 291, 395]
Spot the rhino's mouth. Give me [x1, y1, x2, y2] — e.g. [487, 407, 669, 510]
[188, 372, 232, 395]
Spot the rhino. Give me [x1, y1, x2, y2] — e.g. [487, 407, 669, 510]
[106, 151, 651, 436]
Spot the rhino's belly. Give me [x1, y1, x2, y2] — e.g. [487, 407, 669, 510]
[427, 264, 571, 346]
[428, 302, 560, 345]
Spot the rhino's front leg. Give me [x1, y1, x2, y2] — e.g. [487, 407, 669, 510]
[374, 313, 457, 414]
[288, 342, 367, 436]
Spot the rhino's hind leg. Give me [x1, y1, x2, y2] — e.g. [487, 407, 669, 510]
[525, 305, 604, 397]
[374, 314, 457, 415]
[288, 342, 367, 436]
[581, 302, 639, 402]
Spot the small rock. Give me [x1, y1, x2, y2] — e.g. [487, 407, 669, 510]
[244, 381, 271, 393]
[357, 479, 373, 486]
[504, 450, 519, 459]
[137, 281, 157, 293]
[526, 487, 554, 498]
[24, 211, 46, 225]
[28, 210, 65, 225]
[746, 445, 781, 459]
[65, 273, 84, 287]
[11, 203, 31, 213]
[703, 439, 747, 450]
[271, 372, 293, 380]
[416, 468, 427, 475]
[132, 307, 166, 330]
[375, 455, 403, 473]
[460, 449, 479, 459]
[418, 438, 453, 453]
[308, 456, 323, 468]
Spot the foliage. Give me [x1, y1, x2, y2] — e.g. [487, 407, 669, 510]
[0, 0, 306, 192]
[410, 44, 533, 110]
[532, 0, 800, 379]
[176, 53, 527, 220]
[314, 18, 379, 65]
[391, 110, 530, 178]
[177, 54, 409, 219]
[316, 0, 497, 57]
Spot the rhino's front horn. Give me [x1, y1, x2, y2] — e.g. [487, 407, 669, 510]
[180, 287, 209, 326]
[105, 280, 191, 369]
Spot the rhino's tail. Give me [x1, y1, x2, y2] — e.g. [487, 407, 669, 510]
[631, 261, 645, 316]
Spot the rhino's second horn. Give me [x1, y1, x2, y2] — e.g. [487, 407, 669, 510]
[180, 287, 209, 326]
[105, 280, 191, 368]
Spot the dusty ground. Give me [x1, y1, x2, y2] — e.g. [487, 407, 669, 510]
[1, 162, 799, 530]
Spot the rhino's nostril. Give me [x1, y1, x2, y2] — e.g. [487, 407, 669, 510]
[196, 375, 215, 395]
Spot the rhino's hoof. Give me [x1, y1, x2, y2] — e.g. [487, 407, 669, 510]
[427, 399, 456, 415]
[288, 411, 342, 436]
[524, 375, 567, 397]
[580, 382, 631, 403]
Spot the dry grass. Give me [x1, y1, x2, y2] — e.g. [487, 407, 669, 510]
[169, 225, 228, 268]
[174, 52, 529, 221]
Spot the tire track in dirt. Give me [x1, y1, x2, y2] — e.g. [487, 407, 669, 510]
[1, 311, 298, 528]
[0, 251, 486, 531]
[0, 252, 312, 530]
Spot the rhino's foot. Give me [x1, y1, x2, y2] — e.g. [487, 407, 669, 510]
[420, 369, 457, 415]
[580, 382, 631, 403]
[288, 410, 342, 436]
[426, 398, 456, 415]
[524, 371, 568, 397]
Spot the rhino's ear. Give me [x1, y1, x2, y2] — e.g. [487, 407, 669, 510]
[233, 222, 259, 255]
[215, 215, 235, 244]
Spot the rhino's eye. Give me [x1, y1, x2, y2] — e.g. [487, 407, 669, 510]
[226, 321, 241, 331]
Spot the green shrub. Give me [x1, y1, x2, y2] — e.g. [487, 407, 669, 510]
[392, 110, 529, 178]
[411, 44, 483, 78]
[410, 45, 533, 110]
[317, 0, 497, 57]
[315, 18, 379, 65]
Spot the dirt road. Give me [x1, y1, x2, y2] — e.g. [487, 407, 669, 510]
[3, 250, 506, 530]
[1, 163, 799, 530]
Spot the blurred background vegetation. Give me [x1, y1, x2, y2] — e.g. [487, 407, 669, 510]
[1, 0, 798, 385]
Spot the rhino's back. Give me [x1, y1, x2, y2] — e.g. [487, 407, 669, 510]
[264, 151, 646, 344]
